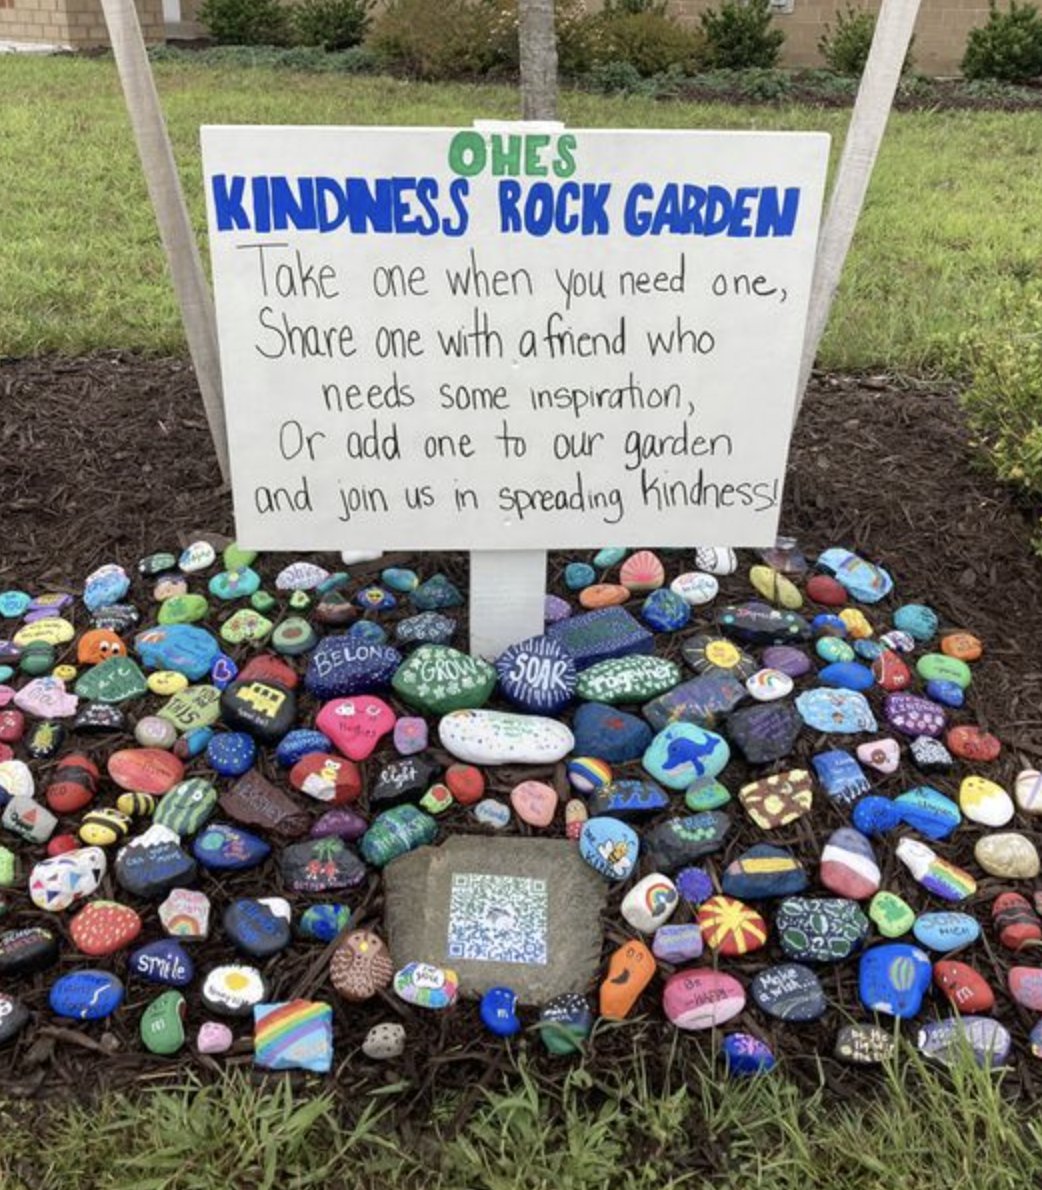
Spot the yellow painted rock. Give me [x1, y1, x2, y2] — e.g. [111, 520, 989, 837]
[148, 670, 189, 697]
[839, 608, 873, 639]
[959, 775, 1014, 827]
[749, 566, 802, 610]
[13, 618, 75, 647]
[52, 664, 77, 682]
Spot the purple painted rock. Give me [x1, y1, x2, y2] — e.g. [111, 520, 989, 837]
[884, 693, 947, 739]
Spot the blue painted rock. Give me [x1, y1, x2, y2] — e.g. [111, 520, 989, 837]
[819, 661, 874, 692]
[675, 866, 715, 904]
[299, 903, 351, 943]
[396, 612, 456, 646]
[926, 678, 964, 709]
[816, 548, 893, 603]
[722, 844, 807, 900]
[546, 607, 654, 670]
[154, 778, 217, 837]
[811, 613, 847, 638]
[50, 970, 124, 1020]
[480, 987, 521, 1036]
[652, 923, 704, 963]
[884, 693, 946, 738]
[208, 567, 260, 600]
[894, 787, 961, 839]
[894, 603, 938, 641]
[727, 703, 802, 764]
[855, 638, 884, 661]
[280, 837, 366, 892]
[721, 1034, 775, 1077]
[917, 1017, 1010, 1068]
[439, 709, 572, 765]
[816, 637, 854, 663]
[347, 621, 387, 646]
[578, 817, 639, 881]
[761, 645, 812, 677]
[578, 656, 680, 707]
[206, 732, 257, 776]
[360, 805, 438, 866]
[851, 796, 903, 836]
[220, 679, 296, 744]
[381, 566, 418, 593]
[644, 812, 731, 872]
[115, 824, 197, 898]
[588, 779, 669, 819]
[572, 702, 652, 763]
[495, 636, 577, 714]
[128, 939, 194, 986]
[135, 625, 221, 680]
[643, 722, 729, 788]
[538, 993, 593, 1055]
[751, 963, 825, 1021]
[411, 574, 463, 611]
[224, 897, 292, 958]
[641, 589, 691, 633]
[642, 673, 745, 732]
[192, 823, 270, 872]
[276, 729, 332, 768]
[858, 943, 932, 1017]
[820, 828, 880, 899]
[776, 897, 870, 962]
[795, 689, 877, 734]
[716, 603, 810, 646]
[83, 563, 130, 611]
[913, 911, 981, 952]
[812, 750, 869, 805]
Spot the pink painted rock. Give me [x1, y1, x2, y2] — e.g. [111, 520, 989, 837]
[107, 747, 184, 795]
[289, 753, 362, 805]
[663, 970, 745, 1030]
[69, 900, 143, 957]
[619, 550, 665, 592]
[316, 696, 396, 761]
[14, 677, 78, 719]
[197, 1021, 234, 1054]
[0, 686, 15, 708]
[0, 709, 24, 743]
[820, 828, 880, 900]
[393, 717, 428, 756]
[509, 780, 558, 828]
[1009, 966, 1042, 1011]
[856, 738, 900, 775]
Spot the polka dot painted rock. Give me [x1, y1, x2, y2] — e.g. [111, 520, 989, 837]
[69, 900, 142, 957]
[438, 709, 573, 766]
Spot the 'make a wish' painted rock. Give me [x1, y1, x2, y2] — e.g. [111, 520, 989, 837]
[438, 709, 573, 765]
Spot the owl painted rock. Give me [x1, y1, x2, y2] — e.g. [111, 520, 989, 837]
[329, 929, 393, 1002]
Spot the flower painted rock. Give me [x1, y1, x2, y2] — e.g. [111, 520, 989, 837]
[202, 965, 268, 1017]
[316, 696, 396, 761]
[884, 693, 946, 738]
[663, 970, 745, 1030]
[438, 709, 573, 765]
[392, 645, 496, 715]
[643, 723, 729, 789]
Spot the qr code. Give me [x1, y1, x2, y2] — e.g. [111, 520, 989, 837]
[447, 873, 549, 965]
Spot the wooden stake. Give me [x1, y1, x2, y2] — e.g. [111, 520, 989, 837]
[795, 0, 921, 417]
[100, 0, 231, 483]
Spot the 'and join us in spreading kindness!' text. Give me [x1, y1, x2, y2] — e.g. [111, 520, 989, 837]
[210, 131, 804, 530]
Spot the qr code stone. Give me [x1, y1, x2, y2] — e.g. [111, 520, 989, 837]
[447, 873, 549, 965]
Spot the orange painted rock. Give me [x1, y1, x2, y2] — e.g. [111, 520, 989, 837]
[107, 748, 184, 795]
[45, 754, 99, 815]
[947, 726, 1001, 763]
[599, 940, 655, 1019]
[698, 895, 768, 956]
[619, 551, 665, 592]
[941, 632, 983, 662]
[933, 960, 994, 1013]
[69, 900, 142, 957]
[76, 628, 126, 666]
[579, 584, 630, 610]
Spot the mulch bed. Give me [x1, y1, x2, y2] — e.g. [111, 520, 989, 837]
[2, 352, 1042, 1128]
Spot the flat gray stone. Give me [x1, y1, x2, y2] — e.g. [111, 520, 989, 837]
[383, 836, 606, 1005]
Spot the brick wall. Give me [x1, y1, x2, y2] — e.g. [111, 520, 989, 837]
[0, 0, 164, 45]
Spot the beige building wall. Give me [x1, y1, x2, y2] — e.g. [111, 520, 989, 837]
[0, 0, 164, 45]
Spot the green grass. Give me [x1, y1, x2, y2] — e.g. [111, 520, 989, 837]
[2, 55, 1042, 368]
[3, 1044, 1042, 1189]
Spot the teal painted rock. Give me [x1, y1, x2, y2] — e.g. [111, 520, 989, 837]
[271, 617, 318, 656]
[360, 805, 438, 867]
[392, 645, 496, 714]
[208, 568, 261, 601]
[643, 723, 729, 789]
[74, 656, 147, 704]
[684, 777, 731, 812]
[576, 656, 680, 704]
[916, 653, 972, 690]
[893, 603, 938, 642]
[140, 989, 186, 1055]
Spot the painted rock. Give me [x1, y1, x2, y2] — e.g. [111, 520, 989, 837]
[644, 812, 730, 872]
[683, 776, 730, 812]
[281, 837, 365, 893]
[572, 703, 652, 763]
[206, 732, 256, 777]
[744, 668, 794, 702]
[311, 808, 368, 844]
[619, 550, 665, 591]
[620, 873, 678, 933]
[762, 645, 812, 678]
[438, 709, 573, 765]
[663, 970, 745, 1030]
[154, 778, 217, 837]
[698, 895, 768, 956]
[913, 911, 980, 952]
[820, 828, 880, 900]
[934, 960, 994, 1013]
[681, 634, 757, 680]
[158, 888, 212, 940]
[578, 583, 629, 610]
[858, 943, 932, 1018]
[276, 729, 333, 768]
[910, 735, 954, 772]
[201, 965, 268, 1017]
[546, 607, 654, 670]
[13, 617, 74, 649]
[225, 897, 292, 958]
[79, 806, 132, 848]
[640, 589, 691, 633]
[749, 565, 802, 609]
[370, 756, 440, 809]
[316, 696, 396, 761]
[219, 608, 273, 646]
[362, 1022, 407, 1061]
[1007, 965, 1042, 1011]
[289, 753, 362, 807]
[721, 1033, 776, 1078]
[396, 612, 456, 646]
[917, 653, 972, 691]
[2, 797, 57, 844]
[445, 763, 485, 805]
[0, 759, 33, 801]
[819, 661, 874, 692]
[812, 750, 870, 805]
[652, 923, 705, 964]
[795, 688, 876, 734]
[834, 1024, 895, 1065]
[129, 940, 194, 987]
[872, 650, 911, 691]
[578, 817, 639, 881]
[776, 897, 870, 963]
[219, 679, 297, 745]
[590, 779, 669, 819]
[565, 798, 588, 839]
[330, 929, 394, 1003]
[750, 964, 826, 1022]
[695, 546, 737, 576]
[134, 715, 178, 750]
[884, 693, 946, 738]
[947, 726, 1001, 763]
[14, 676, 77, 718]
[46, 754, 100, 816]
[856, 738, 900, 774]
[29, 846, 105, 911]
[538, 993, 593, 1056]
[868, 890, 915, 938]
[722, 844, 806, 900]
[509, 780, 558, 828]
[474, 800, 511, 829]
[816, 548, 892, 603]
[955, 775, 1012, 826]
[577, 655, 679, 706]
[926, 679, 964, 709]
[156, 684, 222, 734]
[893, 603, 938, 641]
[253, 1001, 335, 1074]
[157, 593, 209, 626]
[838, 608, 873, 639]
[393, 963, 459, 1010]
[0, 995, 29, 1047]
[1015, 770, 1042, 815]
[975, 832, 1039, 879]
[135, 625, 221, 681]
[739, 770, 813, 830]
[359, 805, 437, 867]
[643, 673, 746, 733]
[107, 747, 183, 795]
[716, 603, 810, 647]
[192, 823, 270, 872]
[670, 571, 719, 607]
[304, 637, 401, 701]
[896, 838, 976, 902]
[141, 990, 187, 1056]
[917, 1017, 1010, 1068]
[83, 563, 130, 611]
[992, 892, 1041, 950]
[298, 903, 351, 944]
[25, 720, 65, 761]
[599, 940, 655, 1019]
[643, 722, 729, 788]
[940, 631, 983, 662]
[114, 824, 197, 898]
[50, 970, 124, 1020]
[220, 769, 309, 837]
[894, 787, 961, 840]
[495, 636, 577, 714]
[69, 900, 142, 957]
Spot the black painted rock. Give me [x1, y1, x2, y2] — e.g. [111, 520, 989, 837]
[220, 679, 297, 745]
[115, 824, 198, 899]
[370, 755, 440, 809]
[280, 837, 366, 893]
[0, 994, 29, 1046]
[224, 897, 293, 958]
[750, 963, 826, 1022]
[25, 721, 65, 761]
[0, 927, 59, 977]
[644, 812, 731, 873]
[588, 779, 669, 819]
[219, 769, 309, 837]
[74, 703, 125, 734]
[91, 604, 139, 633]
[727, 703, 802, 765]
[716, 602, 811, 646]
[643, 673, 746, 732]
[776, 896, 870, 963]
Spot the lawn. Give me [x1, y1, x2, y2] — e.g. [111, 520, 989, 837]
[2, 54, 1042, 369]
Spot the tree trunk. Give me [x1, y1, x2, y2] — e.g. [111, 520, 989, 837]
[519, 0, 558, 121]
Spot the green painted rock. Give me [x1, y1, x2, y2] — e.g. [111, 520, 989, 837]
[288, 591, 311, 612]
[140, 989, 186, 1055]
[272, 617, 318, 656]
[916, 653, 972, 690]
[19, 644, 55, 676]
[220, 609, 273, 645]
[392, 645, 496, 714]
[153, 778, 218, 837]
[74, 656, 148, 703]
[0, 846, 16, 887]
[684, 777, 731, 812]
[575, 656, 681, 704]
[158, 594, 209, 626]
[156, 685, 222, 734]
[250, 590, 276, 613]
[223, 542, 258, 571]
[868, 890, 915, 938]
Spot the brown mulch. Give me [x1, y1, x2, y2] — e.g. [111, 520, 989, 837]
[1, 352, 1042, 1133]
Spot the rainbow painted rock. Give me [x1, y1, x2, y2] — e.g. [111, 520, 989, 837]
[620, 873, 678, 933]
[393, 962, 458, 1009]
[896, 838, 976, 902]
[254, 1000, 334, 1073]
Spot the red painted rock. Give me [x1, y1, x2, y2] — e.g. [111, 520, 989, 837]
[946, 726, 1001, 763]
[0, 744, 12, 763]
[0, 710, 24, 744]
[806, 574, 847, 606]
[599, 940, 655, 1019]
[289, 753, 362, 805]
[872, 650, 911, 692]
[69, 900, 142, 957]
[697, 895, 768, 956]
[993, 892, 1042, 951]
[46, 833, 80, 857]
[1008, 966, 1042, 1011]
[663, 969, 745, 1030]
[107, 748, 184, 795]
[509, 780, 558, 828]
[238, 653, 299, 690]
[46, 754, 100, 815]
[445, 764, 485, 806]
[619, 550, 665, 592]
[315, 696, 395, 761]
[933, 960, 995, 1014]
[820, 827, 881, 900]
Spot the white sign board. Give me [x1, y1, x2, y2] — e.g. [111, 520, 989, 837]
[201, 126, 829, 551]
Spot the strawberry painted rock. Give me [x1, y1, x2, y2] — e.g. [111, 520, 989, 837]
[69, 900, 142, 956]
[107, 748, 184, 795]
[315, 696, 396, 761]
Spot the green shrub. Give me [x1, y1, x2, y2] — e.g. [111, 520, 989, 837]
[961, 285, 1042, 549]
[590, 10, 705, 76]
[700, 0, 784, 69]
[962, 0, 1042, 82]
[818, 4, 915, 74]
[197, 0, 289, 45]
[603, 0, 668, 15]
[367, 0, 514, 78]
[291, 0, 374, 50]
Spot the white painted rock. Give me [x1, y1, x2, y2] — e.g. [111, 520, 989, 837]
[362, 1021, 406, 1060]
[29, 847, 106, 912]
[974, 833, 1040, 880]
[621, 873, 678, 933]
[959, 776, 1014, 827]
[1015, 770, 1042, 815]
[745, 669, 794, 702]
[856, 738, 901, 775]
[438, 709, 574, 765]
[275, 561, 330, 592]
[694, 547, 737, 576]
[340, 551, 384, 564]
[0, 760, 34, 800]
[669, 572, 719, 607]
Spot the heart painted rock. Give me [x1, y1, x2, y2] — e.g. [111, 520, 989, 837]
[662, 970, 745, 1030]
[316, 696, 396, 761]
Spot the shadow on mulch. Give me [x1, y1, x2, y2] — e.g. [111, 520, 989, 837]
[1, 352, 1042, 1124]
